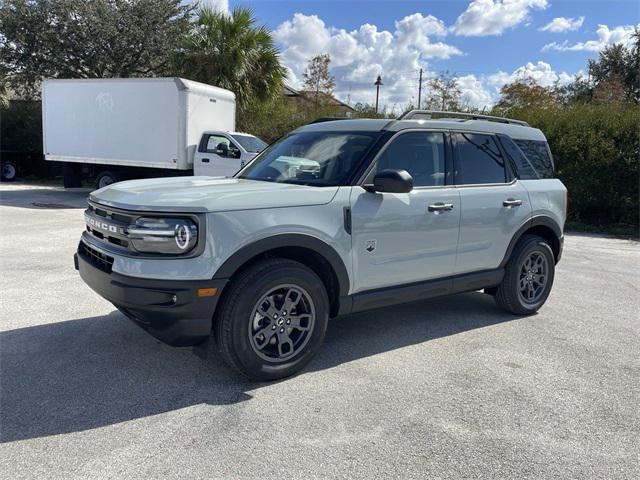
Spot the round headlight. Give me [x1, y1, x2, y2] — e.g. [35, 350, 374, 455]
[175, 224, 191, 250]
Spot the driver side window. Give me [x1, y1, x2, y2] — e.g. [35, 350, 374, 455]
[205, 135, 239, 158]
[374, 132, 446, 187]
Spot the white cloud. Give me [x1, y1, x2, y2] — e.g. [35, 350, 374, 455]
[539, 16, 584, 33]
[543, 24, 639, 52]
[457, 74, 495, 108]
[199, 0, 229, 14]
[456, 62, 577, 108]
[273, 13, 462, 106]
[451, 0, 548, 36]
[487, 61, 575, 88]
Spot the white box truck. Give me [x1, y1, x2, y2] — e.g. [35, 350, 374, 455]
[42, 78, 266, 188]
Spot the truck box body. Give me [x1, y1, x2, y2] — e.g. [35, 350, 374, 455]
[42, 78, 235, 170]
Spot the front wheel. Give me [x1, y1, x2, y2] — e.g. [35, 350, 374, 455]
[214, 258, 329, 381]
[495, 234, 555, 315]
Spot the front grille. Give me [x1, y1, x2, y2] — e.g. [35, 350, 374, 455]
[79, 241, 114, 273]
[85, 202, 134, 251]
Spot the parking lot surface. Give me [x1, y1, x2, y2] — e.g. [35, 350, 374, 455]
[1, 183, 639, 479]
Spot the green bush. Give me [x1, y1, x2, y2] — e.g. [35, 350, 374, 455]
[0, 99, 42, 153]
[506, 104, 639, 231]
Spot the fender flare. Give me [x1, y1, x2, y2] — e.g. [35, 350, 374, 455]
[500, 215, 562, 267]
[213, 233, 350, 297]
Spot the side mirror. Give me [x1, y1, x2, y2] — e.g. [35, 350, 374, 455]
[216, 143, 229, 156]
[366, 169, 413, 193]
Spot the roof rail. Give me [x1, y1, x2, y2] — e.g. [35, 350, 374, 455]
[398, 110, 529, 127]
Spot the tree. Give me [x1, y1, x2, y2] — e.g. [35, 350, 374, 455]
[0, 0, 194, 97]
[424, 71, 461, 111]
[302, 54, 335, 106]
[588, 28, 640, 103]
[493, 77, 558, 112]
[175, 6, 286, 107]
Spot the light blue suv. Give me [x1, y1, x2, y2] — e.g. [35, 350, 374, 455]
[75, 111, 567, 380]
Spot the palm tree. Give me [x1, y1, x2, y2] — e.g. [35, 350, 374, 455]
[176, 6, 286, 107]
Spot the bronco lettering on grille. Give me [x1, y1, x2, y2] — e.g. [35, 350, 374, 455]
[85, 214, 124, 235]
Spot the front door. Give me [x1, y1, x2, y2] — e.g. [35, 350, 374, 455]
[350, 131, 460, 293]
[194, 134, 243, 177]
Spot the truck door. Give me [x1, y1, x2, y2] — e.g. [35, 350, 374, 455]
[194, 134, 243, 177]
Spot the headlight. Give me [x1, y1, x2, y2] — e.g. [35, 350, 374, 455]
[127, 217, 198, 254]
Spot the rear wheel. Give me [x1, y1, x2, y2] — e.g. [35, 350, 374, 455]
[495, 234, 555, 315]
[214, 258, 329, 381]
[1, 161, 16, 181]
[96, 171, 120, 189]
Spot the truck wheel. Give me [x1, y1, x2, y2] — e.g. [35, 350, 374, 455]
[96, 171, 119, 189]
[1, 161, 16, 181]
[214, 258, 329, 381]
[495, 234, 555, 315]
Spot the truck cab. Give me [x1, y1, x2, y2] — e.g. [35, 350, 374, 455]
[193, 131, 267, 177]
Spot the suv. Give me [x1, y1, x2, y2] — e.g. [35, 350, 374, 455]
[75, 111, 567, 380]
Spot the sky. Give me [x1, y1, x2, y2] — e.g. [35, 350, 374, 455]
[201, 0, 640, 111]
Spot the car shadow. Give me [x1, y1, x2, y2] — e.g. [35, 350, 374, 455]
[0, 186, 89, 210]
[0, 292, 521, 443]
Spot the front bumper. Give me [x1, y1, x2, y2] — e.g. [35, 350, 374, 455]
[75, 247, 227, 347]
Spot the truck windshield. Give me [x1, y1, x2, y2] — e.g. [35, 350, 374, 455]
[237, 131, 378, 186]
[231, 134, 268, 153]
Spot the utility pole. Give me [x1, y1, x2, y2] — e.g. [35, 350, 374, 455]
[417, 68, 422, 109]
[374, 75, 383, 113]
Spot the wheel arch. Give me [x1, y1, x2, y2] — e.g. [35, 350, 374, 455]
[500, 216, 562, 267]
[214, 234, 350, 317]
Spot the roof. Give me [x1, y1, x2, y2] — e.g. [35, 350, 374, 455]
[296, 116, 546, 141]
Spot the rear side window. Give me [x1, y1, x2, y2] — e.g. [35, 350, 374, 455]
[454, 133, 506, 185]
[497, 134, 539, 180]
[513, 139, 555, 179]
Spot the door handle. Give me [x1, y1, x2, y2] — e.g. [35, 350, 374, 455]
[201, 158, 210, 163]
[503, 198, 522, 208]
[428, 202, 454, 213]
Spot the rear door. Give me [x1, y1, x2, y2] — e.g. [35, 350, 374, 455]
[453, 132, 531, 274]
[194, 134, 243, 177]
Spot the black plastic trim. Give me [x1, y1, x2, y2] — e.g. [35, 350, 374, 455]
[349, 268, 504, 314]
[75, 251, 226, 346]
[499, 215, 562, 267]
[214, 234, 351, 297]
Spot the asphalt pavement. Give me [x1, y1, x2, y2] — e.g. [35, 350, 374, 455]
[1, 183, 639, 479]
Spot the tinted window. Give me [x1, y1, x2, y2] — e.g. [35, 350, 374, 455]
[455, 133, 506, 185]
[513, 139, 555, 179]
[238, 132, 378, 186]
[375, 132, 446, 187]
[231, 134, 267, 153]
[497, 134, 538, 180]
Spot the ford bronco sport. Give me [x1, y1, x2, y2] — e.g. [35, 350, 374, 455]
[75, 110, 567, 380]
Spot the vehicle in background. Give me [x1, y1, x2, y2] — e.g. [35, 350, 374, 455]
[194, 131, 266, 178]
[41, 77, 265, 188]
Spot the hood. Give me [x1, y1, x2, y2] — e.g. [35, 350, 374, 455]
[90, 176, 340, 213]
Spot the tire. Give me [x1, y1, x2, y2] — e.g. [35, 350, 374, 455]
[495, 234, 555, 315]
[96, 171, 120, 189]
[1, 161, 16, 181]
[214, 258, 329, 381]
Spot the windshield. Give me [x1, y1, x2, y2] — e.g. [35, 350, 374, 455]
[231, 134, 268, 153]
[237, 131, 378, 186]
